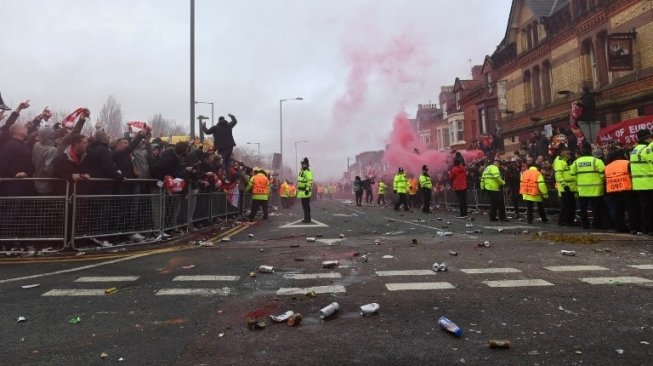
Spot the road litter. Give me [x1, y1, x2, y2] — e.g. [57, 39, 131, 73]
[358, 254, 369, 263]
[412, 239, 418, 244]
[322, 260, 339, 269]
[360, 303, 380, 315]
[488, 339, 511, 349]
[181, 265, 196, 269]
[294, 258, 305, 262]
[560, 250, 577, 256]
[522, 230, 529, 234]
[100, 352, 108, 359]
[616, 349, 624, 355]
[339, 234, 345, 238]
[478, 241, 491, 248]
[118, 357, 124, 362]
[270, 310, 294, 322]
[305, 290, 317, 298]
[436, 232, 453, 237]
[68, 316, 81, 324]
[248, 234, 254, 238]
[438, 316, 462, 337]
[449, 250, 458, 256]
[306, 237, 316, 242]
[465, 224, 473, 228]
[497, 228, 504, 233]
[104, 287, 118, 295]
[249, 272, 256, 278]
[319, 302, 340, 319]
[641, 341, 649, 345]
[287, 313, 302, 326]
[290, 244, 300, 248]
[246, 317, 268, 330]
[382, 255, 394, 259]
[374, 239, 381, 245]
[258, 265, 274, 273]
[437, 218, 443, 221]
[75, 252, 85, 256]
[16, 316, 27, 323]
[218, 333, 224, 337]
[432, 262, 448, 272]
[20, 284, 40, 289]
[199, 241, 214, 247]
[259, 248, 264, 252]
[220, 237, 231, 242]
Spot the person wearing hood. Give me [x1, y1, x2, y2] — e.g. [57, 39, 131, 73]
[32, 126, 59, 195]
[353, 176, 363, 206]
[201, 113, 237, 176]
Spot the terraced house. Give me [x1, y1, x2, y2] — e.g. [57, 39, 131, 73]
[492, 0, 653, 152]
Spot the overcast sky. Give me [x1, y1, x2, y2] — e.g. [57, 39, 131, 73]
[3, 0, 511, 180]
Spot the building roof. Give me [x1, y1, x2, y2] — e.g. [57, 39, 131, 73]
[525, 0, 564, 18]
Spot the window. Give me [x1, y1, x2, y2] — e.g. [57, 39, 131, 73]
[480, 108, 487, 134]
[526, 25, 533, 50]
[442, 103, 448, 119]
[542, 61, 552, 104]
[449, 119, 464, 144]
[523, 70, 532, 110]
[486, 73, 493, 95]
[532, 21, 539, 46]
[581, 39, 597, 89]
[532, 66, 542, 108]
[455, 92, 461, 110]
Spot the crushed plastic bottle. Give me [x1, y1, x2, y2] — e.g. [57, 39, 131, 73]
[438, 316, 463, 337]
[360, 303, 380, 315]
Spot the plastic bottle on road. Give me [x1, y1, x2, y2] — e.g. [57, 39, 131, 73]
[438, 316, 463, 337]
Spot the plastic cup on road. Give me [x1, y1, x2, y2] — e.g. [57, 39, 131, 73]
[360, 303, 380, 316]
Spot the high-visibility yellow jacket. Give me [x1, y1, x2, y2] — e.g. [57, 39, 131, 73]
[630, 143, 653, 190]
[378, 181, 387, 195]
[571, 155, 605, 197]
[553, 155, 576, 196]
[393, 173, 408, 194]
[297, 168, 313, 198]
[419, 173, 432, 189]
[520, 167, 548, 202]
[481, 164, 504, 191]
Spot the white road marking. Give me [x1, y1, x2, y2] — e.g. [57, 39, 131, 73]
[172, 275, 240, 281]
[279, 219, 329, 229]
[0, 251, 158, 284]
[316, 238, 344, 245]
[276, 285, 346, 295]
[375, 270, 437, 277]
[580, 276, 653, 285]
[482, 279, 554, 288]
[42, 289, 109, 296]
[483, 225, 539, 230]
[544, 265, 609, 272]
[382, 217, 445, 232]
[155, 288, 231, 296]
[283, 273, 342, 280]
[74, 276, 140, 282]
[628, 264, 653, 270]
[385, 282, 455, 291]
[460, 268, 522, 274]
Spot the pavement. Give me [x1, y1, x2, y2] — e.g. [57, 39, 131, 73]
[1, 199, 652, 365]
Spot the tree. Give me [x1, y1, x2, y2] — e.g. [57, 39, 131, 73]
[98, 95, 123, 138]
[149, 113, 188, 137]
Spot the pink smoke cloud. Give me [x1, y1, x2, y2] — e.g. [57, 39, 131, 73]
[384, 111, 483, 175]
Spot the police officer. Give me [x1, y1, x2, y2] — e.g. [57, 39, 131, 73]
[630, 129, 653, 234]
[419, 165, 433, 214]
[481, 158, 508, 222]
[571, 142, 605, 229]
[393, 167, 409, 211]
[377, 179, 387, 205]
[297, 157, 313, 223]
[553, 146, 577, 226]
[519, 164, 549, 224]
[247, 168, 270, 221]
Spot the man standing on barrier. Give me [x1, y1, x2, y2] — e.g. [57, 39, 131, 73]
[201, 114, 237, 181]
[247, 167, 269, 221]
[520, 164, 549, 224]
[481, 158, 508, 222]
[419, 165, 432, 214]
[297, 157, 313, 223]
[553, 146, 577, 226]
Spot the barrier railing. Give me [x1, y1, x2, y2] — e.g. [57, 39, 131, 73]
[0, 178, 69, 250]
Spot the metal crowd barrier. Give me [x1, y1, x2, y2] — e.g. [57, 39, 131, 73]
[0, 178, 69, 250]
[432, 187, 561, 213]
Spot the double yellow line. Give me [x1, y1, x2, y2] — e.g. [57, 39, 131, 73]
[0, 223, 249, 264]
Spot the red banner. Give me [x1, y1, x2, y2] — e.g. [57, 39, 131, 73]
[596, 115, 653, 146]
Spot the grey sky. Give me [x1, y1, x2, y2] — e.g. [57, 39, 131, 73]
[3, 0, 511, 180]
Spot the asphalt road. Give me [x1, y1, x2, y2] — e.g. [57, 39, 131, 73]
[1, 198, 652, 366]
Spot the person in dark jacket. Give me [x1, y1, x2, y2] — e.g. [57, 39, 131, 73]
[83, 131, 123, 194]
[0, 123, 35, 196]
[201, 114, 237, 175]
[353, 176, 363, 206]
[150, 141, 188, 181]
[0, 99, 30, 152]
[53, 134, 90, 194]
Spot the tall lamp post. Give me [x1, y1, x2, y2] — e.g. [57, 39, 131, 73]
[295, 140, 308, 176]
[195, 101, 214, 126]
[190, 0, 195, 139]
[279, 97, 303, 171]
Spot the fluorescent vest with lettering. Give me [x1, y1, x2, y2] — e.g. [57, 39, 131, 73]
[570, 156, 605, 197]
[605, 160, 632, 193]
[249, 173, 269, 200]
[520, 167, 548, 202]
[630, 143, 653, 190]
[481, 164, 504, 191]
[393, 173, 408, 193]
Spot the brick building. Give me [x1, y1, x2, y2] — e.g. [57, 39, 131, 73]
[451, 65, 484, 150]
[415, 104, 441, 149]
[492, 0, 653, 152]
[435, 86, 456, 150]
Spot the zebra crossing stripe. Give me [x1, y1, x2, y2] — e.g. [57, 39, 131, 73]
[283, 273, 342, 280]
[74, 276, 139, 282]
[155, 288, 231, 296]
[42, 289, 108, 296]
[628, 264, 653, 270]
[460, 268, 521, 274]
[376, 270, 436, 277]
[276, 285, 346, 295]
[482, 279, 554, 288]
[544, 265, 608, 272]
[385, 282, 455, 291]
[172, 275, 240, 281]
[579, 276, 653, 285]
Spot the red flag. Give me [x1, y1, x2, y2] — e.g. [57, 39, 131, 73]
[62, 108, 87, 129]
[127, 121, 152, 133]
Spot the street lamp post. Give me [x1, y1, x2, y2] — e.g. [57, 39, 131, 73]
[279, 97, 303, 172]
[246, 142, 261, 155]
[197, 115, 208, 144]
[190, 0, 195, 140]
[195, 101, 214, 126]
[295, 140, 308, 176]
